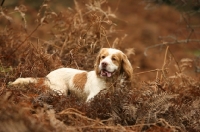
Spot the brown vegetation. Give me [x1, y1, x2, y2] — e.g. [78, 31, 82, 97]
[0, 0, 200, 131]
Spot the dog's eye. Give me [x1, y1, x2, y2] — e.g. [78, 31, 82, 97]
[101, 56, 105, 59]
[112, 57, 116, 61]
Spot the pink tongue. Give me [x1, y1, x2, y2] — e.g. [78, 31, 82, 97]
[106, 72, 112, 77]
[101, 70, 112, 77]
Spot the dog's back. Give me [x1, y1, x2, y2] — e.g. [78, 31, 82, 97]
[46, 68, 106, 101]
[46, 68, 86, 94]
[10, 68, 106, 101]
[10, 68, 86, 93]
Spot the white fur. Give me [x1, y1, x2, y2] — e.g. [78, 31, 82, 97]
[9, 48, 132, 102]
[99, 49, 120, 72]
[47, 68, 106, 101]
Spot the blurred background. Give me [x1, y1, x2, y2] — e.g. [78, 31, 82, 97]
[1, 1, 200, 131]
[1, 0, 200, 80]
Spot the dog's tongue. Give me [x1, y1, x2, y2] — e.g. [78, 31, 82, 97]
[106, 72, 112, 77]
[101, 70, 112, 77]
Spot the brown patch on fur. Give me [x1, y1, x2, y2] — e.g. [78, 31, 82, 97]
[73, 72, 87, 90]
[99, 48, 109, 62]
[36, 78, 49, 91]
[121, 54, 133, 81]
[95, 48, 133, 81]
[111, 53, 121, 68]
[37, 78, 46, 85]
[95, 48, 109, 76]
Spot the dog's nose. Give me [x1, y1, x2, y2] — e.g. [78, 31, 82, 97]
[101, 62, 107, 67]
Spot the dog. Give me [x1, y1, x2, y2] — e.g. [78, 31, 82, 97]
[9, 48, 133, 102]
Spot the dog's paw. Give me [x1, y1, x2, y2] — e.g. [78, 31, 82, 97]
[8, 81, 14, 86]
[8, 79, 23, 86]
[8, 78, 35, 86]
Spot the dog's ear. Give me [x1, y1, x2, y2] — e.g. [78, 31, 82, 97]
[121, 54, 133, 81]
[94, 48, 104, 75]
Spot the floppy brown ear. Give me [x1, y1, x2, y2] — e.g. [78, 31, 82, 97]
[121, 54, 133, 81]
[94, 49, 103, 75]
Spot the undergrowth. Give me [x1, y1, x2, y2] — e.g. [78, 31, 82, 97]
[0, 0, 200, 132]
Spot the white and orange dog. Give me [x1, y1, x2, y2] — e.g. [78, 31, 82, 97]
[10, 48, 133, 102]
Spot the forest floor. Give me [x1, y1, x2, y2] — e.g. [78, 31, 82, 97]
[0, 0, 200, 131]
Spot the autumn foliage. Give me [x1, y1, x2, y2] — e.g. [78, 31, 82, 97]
[0, 0, 200, 132]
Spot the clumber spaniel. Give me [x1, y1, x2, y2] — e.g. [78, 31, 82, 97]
[10, 48, 133, 102]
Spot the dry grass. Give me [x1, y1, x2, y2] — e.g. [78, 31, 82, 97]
[0, 0, 200, 132]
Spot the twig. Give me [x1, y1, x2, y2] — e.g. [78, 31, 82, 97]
[144, 39, 200, 56]
[60, 36, 68, 56]
[10, 24, 41, 56]
[160, 46, 169, 80]
[181, 13, 195, 41]
[31, 36, 61, 49]
[114, 0, 121, 13]
[101, 27, 111, 47]
[74, 0, 83, 23]
[1, 0, 5, 6]
[59, 108, 85, 115]
[58, 109, 105, 126]
[135, 68, 168, 75]
[70, 49, 79, 69]
[168, 48, 181, 73]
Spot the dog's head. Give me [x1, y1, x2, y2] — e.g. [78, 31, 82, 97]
[95, 48, 133, 81]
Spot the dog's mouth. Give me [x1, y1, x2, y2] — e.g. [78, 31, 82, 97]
[100, 69, 115, 77]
